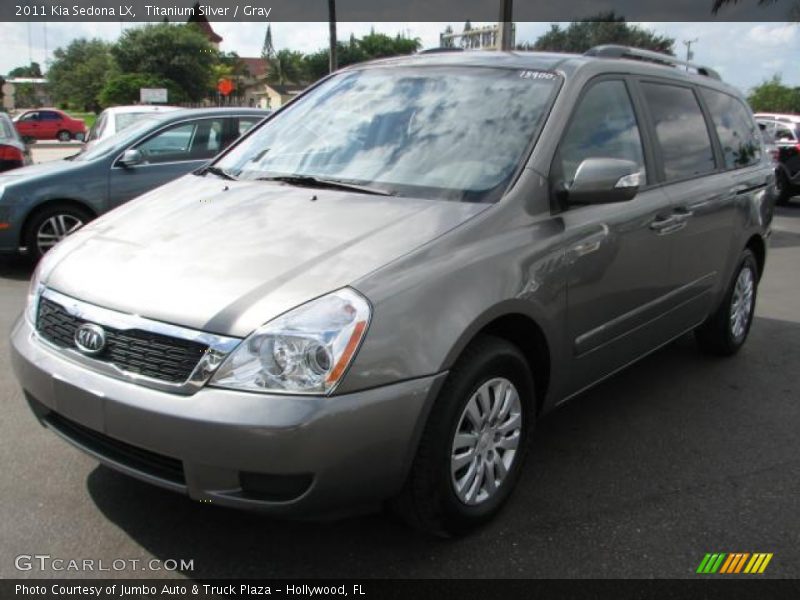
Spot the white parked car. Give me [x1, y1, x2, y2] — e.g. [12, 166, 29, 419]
[85, 105, 180, 146]
[754, 112, 800, 125]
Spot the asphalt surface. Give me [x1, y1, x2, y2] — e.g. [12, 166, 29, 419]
[0, 203, 799, 580]
[31, 144, 82, 164]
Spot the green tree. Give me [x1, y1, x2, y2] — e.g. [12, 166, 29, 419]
[111, 23, 216, 102]
[267, 49, 307, 86]
[47, 39, 114, 111]
[358, 32, 420, 58]
[525, 12, 674, 55]
[99, 73, 182, 106]
[302, 32, 420, 82]
[8, 62, 43, 78]
[748, 75, 800, 113]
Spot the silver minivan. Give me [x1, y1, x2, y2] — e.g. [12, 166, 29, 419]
[11, 46, 774, 535]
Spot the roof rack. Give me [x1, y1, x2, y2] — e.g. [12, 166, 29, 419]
[584, 45, 721, 80]
[420, 47, 464, 54]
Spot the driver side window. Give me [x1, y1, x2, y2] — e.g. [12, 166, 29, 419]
[557, 80, 645, 186]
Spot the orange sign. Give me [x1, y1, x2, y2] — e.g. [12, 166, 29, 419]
[217, 79, 234, 96]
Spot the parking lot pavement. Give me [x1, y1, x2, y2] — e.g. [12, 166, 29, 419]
[0, 203, 799, 580]
[30, 143, 82, 164]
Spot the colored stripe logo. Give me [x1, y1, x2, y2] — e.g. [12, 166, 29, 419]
[696, 553, 773, 574]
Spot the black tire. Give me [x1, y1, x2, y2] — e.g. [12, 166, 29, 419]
[695, 249, 759, 356]
[392, 335, 535, 536]
[775, 170, 793, 206]
[56, 130, 71, 142]
[23, 204, 92, 262]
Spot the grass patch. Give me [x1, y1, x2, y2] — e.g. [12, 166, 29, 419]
[68, 112, 97, 129]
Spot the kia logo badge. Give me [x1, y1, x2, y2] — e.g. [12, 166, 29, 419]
[74, 323, 106, 355]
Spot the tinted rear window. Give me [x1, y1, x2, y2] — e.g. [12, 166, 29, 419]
[701, 88, 761, 169]
[642, 83, 716, 181]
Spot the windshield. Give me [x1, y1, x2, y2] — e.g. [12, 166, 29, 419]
[215, 66, 559, 202]
[116, 111, 159, 132]
[72, 116, 160, 162]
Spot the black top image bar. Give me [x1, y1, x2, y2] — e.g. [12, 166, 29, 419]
[0, 0, 796, 22]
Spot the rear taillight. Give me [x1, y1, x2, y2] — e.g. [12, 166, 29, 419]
[0, 145, 24, 162]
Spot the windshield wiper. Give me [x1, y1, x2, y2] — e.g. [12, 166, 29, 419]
[257, 174, 394, 196]
[199, 165, 238, 181]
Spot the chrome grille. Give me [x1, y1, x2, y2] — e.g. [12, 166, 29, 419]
[36, 297, 208, 384]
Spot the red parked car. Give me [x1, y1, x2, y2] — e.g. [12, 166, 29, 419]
[13, 108, 86, 142]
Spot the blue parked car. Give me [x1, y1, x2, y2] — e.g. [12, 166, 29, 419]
[0, 107, 268, 260]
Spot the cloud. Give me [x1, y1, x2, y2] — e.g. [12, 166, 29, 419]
[746, 24, 797, 47]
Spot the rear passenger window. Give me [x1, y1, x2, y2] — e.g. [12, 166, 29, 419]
[700, 89, 761, 169]
[641, 83, 716, 181]
[557, 80, 645, 185]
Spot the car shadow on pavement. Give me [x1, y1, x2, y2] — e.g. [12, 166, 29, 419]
[0, 256, 33, 282]
[86, 316, 800, 579]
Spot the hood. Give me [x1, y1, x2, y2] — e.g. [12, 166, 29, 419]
[0, 158, 80, 186]
[44, 174, 489, 337]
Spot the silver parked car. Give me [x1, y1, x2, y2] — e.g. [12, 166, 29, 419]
[11, 47, 774, 535]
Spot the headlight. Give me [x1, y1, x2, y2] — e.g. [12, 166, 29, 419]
[210, 288, 371, 395]
[25, 261, 44, 325]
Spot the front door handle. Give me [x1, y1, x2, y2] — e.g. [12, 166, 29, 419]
[671, 207, 694, 223]
[649, 215, 678, 232]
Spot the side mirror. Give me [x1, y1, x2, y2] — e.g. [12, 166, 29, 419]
[567, 158, 643, 205]
[118, 148, 143, 167]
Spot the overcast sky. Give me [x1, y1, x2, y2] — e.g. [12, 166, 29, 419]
[1, 21, 798, 93]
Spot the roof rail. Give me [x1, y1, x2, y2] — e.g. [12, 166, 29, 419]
[420, 47, 464, 54]
[584, 45, 721, 80]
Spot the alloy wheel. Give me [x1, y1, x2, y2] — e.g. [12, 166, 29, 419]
[36, 214, 84, 255]
[730, 265, 755, 341]
[450, 377, 522, 506]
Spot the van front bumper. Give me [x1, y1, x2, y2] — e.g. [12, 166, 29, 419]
[10, 316, 444, 517]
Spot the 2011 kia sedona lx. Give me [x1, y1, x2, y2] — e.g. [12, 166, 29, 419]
[11, 46, 774, 535]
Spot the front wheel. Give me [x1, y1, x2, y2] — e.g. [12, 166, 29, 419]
[24, 204, 92, 261]
[392, 336, 535, 536]
[57, 130, 71, 142]
[695, 248, 759, 356]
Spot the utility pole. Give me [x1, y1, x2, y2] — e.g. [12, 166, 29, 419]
[43, 23, 48, 71]
[683, 38, 698, 70]
[498, 0, 513, 51]
[328, 0, 337, 73]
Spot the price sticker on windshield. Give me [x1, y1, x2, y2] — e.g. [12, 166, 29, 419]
[519, 70, 557, 80]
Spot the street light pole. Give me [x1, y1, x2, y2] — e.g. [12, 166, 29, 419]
[328, 0, 337, 73]
[683, 38, 698, 70]
[498, 0, 513, 51]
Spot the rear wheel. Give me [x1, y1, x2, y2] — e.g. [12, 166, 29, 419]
[57, 130, 71, 142]
[24, 204, 92, 261]
[695, 249, 758, 356]
[392, 335, 535, 536]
